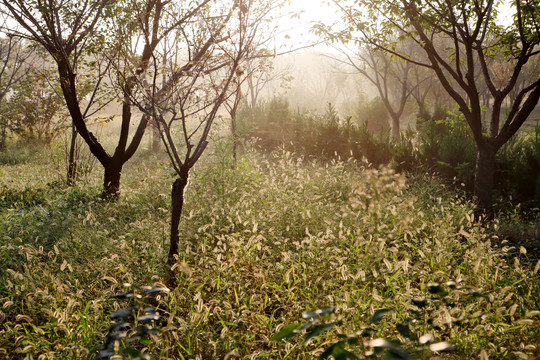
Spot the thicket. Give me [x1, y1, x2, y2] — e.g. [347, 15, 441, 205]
[237, 97, 540, 209]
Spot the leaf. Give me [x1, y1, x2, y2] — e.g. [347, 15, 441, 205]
[138, 313, 160, 322]
[110, 307, 133, 319]
[136, 325, 161, 335]
[317, 306, 336, 316]
[302, 310, 318, 319]
[303, 306, 335, 319]
[109, 321, 130, 332]
[271, 323, 301, 341]
[111, 292, 133, 299]
[369, 308, 393, 324]
[107, 332, 127, 341]
[429, 342, 456, 352]
[119, 347, 150, 359]
[368, 339, 410, 359]
[141, 286, 170, 294]
[304, 322, 335, 344]
[427, 283, 442, 294]
[319, 340, 359, 360]
[360, 326, 376, 336]
[396, 323, 413, 338]
[419, 334, 434, 344]
[95, 350, 115, 359]
[320, 341, 345, 359]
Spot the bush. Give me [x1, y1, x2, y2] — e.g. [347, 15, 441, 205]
[2, 70, 68, 144]
[356, 96, 391, 135]
[499, 126, 540, 207]
[391, 130, 419, 173]
[237, 98, 393, 167]
[436, 115, 476, 184]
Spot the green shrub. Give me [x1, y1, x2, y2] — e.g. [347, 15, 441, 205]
[352, 122, 392, 166]
[391, 131, 419, 173]
[499, 126, 540, 207]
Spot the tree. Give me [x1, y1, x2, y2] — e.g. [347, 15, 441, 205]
[136, 0, 272, 270]
[0, 21, 35, 149]
[327, 0, 540, 213]
[4, 69, 68, 143]
[322, 39, 425, 139]
[1, 0, 216, 198]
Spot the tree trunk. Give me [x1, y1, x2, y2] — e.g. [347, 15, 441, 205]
[0, 122, 6, 151]
[392, 115, 401, 141]
[474, 141, 496, 216]
[231, 112, 238, 162]
[152, 123, 161, 152]
[103, 162, 123, 199]
[67, 124, 78, 185]
[168, 172, 189, 267]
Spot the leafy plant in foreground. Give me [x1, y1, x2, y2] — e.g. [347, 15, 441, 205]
[95, 285, 170, 360]
[270, 282, 490, 359]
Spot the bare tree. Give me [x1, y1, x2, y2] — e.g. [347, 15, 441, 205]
[127, 0, 271, 270]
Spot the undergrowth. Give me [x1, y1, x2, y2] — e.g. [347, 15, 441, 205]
[0, 143, 538, 359]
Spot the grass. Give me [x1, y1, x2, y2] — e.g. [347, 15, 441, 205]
[0, 138, 538, 360]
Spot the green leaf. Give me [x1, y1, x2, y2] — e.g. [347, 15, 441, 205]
[110, 307, 133, 319]
[427, 283, 442, 294]
[320, 341, 345, 359]
[302, 310, 318, 319]
[396, 323, 413, 338]
[303, 306, 335, 320]
[271, 323, 301, 341]
[320, 341, 359, 360]
[368, 339, 410, 359]
[369, 308, 393, 324]
[304, 322, 335, 344]
[119, 347, 150, 359]
[111, 292, 133, 299]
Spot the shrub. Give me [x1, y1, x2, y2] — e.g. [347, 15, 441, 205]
[499, 126, 540, 207]
[356, 96, 391, 135]
[352, 122, 392, 166]
[391, 130, 419, 173]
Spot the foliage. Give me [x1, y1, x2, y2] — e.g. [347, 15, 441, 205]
[0, 140, 538, 359]
[237, 97, 393, 166]
[356, 97, 390, 135]
[498, 126, 540, 207]
[95, 285, 170, 360]
[436, 115, 477, 185]
[2, 70, 67, 144]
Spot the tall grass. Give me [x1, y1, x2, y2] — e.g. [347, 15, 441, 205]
[0, 141, 538, 359]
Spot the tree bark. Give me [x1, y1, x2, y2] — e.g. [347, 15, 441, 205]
[67, 124, 78, 185]
[152, 123, 161, 152]
[474, 140, 496, 217]
[391, 115, 401, 141]
[103, 162, 123, 199]
[168, 171, 189, 266]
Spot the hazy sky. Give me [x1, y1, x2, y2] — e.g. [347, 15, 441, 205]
[275, 0, 340, 53]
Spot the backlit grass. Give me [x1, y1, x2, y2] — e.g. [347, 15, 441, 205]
[0, 142, 538, 359]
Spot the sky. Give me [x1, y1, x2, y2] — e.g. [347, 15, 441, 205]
[274, 0, 341, 53]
